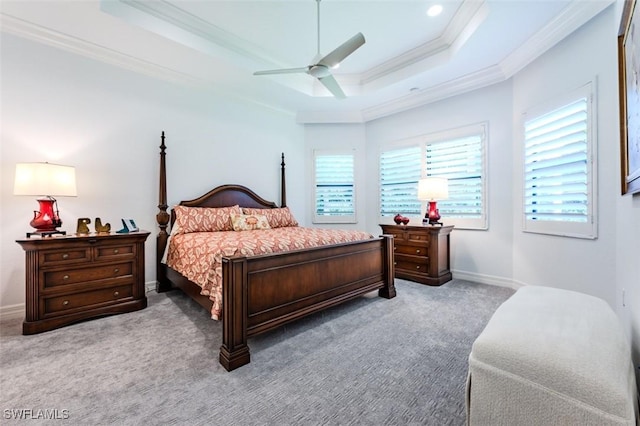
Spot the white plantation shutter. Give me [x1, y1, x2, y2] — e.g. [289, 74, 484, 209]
[380, 145, 422, 217]
[426, 133, 484, 222]
[313, 151, 356, 223]
[379, 124, 487, 229]
[522, 83, 596, 239]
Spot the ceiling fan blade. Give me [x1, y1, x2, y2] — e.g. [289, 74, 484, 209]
[318, 74, 346, 99]
[317, 32, 365, 68]
[254, 67, 309, 76]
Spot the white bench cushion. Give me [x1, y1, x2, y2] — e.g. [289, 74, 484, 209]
[467, 286, 638, 425]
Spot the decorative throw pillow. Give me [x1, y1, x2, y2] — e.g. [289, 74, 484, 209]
[242, 207, 298, 228]
[173, 205, 242, 233]
[231, 213, 271, 231]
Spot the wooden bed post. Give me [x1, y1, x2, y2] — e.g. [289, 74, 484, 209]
[280, 152, 286, 208]
[156, 131, 171, 292]
[219, 257, 250, 371]
[378, 235, 397, 299]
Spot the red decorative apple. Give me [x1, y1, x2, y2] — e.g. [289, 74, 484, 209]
[394, 214, 403, 224]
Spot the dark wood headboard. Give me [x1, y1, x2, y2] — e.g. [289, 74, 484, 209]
[169, 184, 279, 229]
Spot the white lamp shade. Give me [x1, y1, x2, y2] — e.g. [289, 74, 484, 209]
[418, 177, 448, 201]
[14, 162, 77, 197]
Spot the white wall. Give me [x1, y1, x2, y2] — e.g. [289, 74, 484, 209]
[364, 81, 515, 286]
[613, 0, 640, 391]
[511, 6, 619, 305]
[0, 33, 304, 313]
[515, 0, 640, 387]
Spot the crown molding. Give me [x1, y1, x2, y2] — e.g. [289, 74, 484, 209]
[0, 13, 295, 118]
[360, 1, 487, 87]
[499, 0, 614, 78]
[361, 66, 506, 122]
[103, 0, 288, 68]
[2, 0, 613, 124]
[0, 13, 203, 87]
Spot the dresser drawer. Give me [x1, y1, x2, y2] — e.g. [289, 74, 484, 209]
[94, 244, 135, 260]
[384, 231, 405, 241]
[406, 232, 430, 243]
[44, 284, 133, 315]
[395, 256, 429, 273]
[394, 244, 427, 257]
[44, 262, 133, 288]
[40, 248, 91, 266]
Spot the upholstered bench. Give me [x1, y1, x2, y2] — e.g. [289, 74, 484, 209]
[466, 286, 638, 425]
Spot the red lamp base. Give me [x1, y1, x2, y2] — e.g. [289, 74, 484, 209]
[27, 198, 66, 238]
[422, 200, 443, 226]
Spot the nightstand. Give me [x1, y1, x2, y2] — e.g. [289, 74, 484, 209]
[16, 231, 150, 334]
[380, 224, 453, 286]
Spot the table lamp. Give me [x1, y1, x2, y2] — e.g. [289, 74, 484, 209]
[14, 162, 77, 237]
[418, 177, 448, 226]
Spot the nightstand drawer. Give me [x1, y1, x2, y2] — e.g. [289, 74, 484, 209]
[94, 244, 135, 260]
[40, 248, 91, 266]
[407, 232, 430, 243]
[394, 244, 427, 257]
[395, 256, 429, 273]
[44, 262, 133, 288]
[44, 284, 133, 315]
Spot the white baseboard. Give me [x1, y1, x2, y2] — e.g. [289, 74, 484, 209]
[0, 303, 24, 321]
[452, 269, 525, 290]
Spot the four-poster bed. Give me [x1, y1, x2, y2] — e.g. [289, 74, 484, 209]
[155, 132, 396, 371]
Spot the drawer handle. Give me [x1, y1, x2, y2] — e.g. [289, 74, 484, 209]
[62, 300, 69, 306]
[393, 262, 397, 265]
[63, 275, 70, 280]
[113, 249, 119, 254]
[113, 291, 120, 297]
[416, 249, 421, 254]
[62, 253, 69, 260]
[114, 268, 120, 274]
[393, 246, 397, 251]
[416, 265, 421, 269]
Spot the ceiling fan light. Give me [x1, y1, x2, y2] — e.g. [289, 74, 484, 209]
[427, 4, 443, 17]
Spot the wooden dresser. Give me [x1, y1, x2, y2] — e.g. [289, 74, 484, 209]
[380, 224, 453, 286]
[16, 231, 150, 334]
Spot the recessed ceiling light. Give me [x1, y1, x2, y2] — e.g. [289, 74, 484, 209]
[427, 4, 443, 17]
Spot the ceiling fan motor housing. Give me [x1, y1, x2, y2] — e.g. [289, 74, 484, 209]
[308, 65, 331, 78]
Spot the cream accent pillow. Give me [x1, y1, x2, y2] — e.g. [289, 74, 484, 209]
[231, 213, 271, 231]
[242, 207, 298, 228]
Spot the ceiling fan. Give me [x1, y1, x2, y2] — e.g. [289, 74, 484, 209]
[253, 0, 365, 99]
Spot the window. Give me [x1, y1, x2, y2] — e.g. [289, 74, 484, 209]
[313, 150, 356, 223]
[380, 145, 422, 217]
[380, 123, 487, 229]
[522, 83, 596, 239]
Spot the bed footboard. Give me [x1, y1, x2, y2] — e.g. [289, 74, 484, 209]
[219, 235, 395, 371]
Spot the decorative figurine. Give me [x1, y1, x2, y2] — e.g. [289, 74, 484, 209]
[95, 217, 111, 234]
[76, 218, 91, 235]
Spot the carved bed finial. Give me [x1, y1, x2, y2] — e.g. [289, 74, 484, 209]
[281, 153, 286, 207]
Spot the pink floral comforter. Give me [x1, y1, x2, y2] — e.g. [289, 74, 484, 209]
[165, 227, 372, 319]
